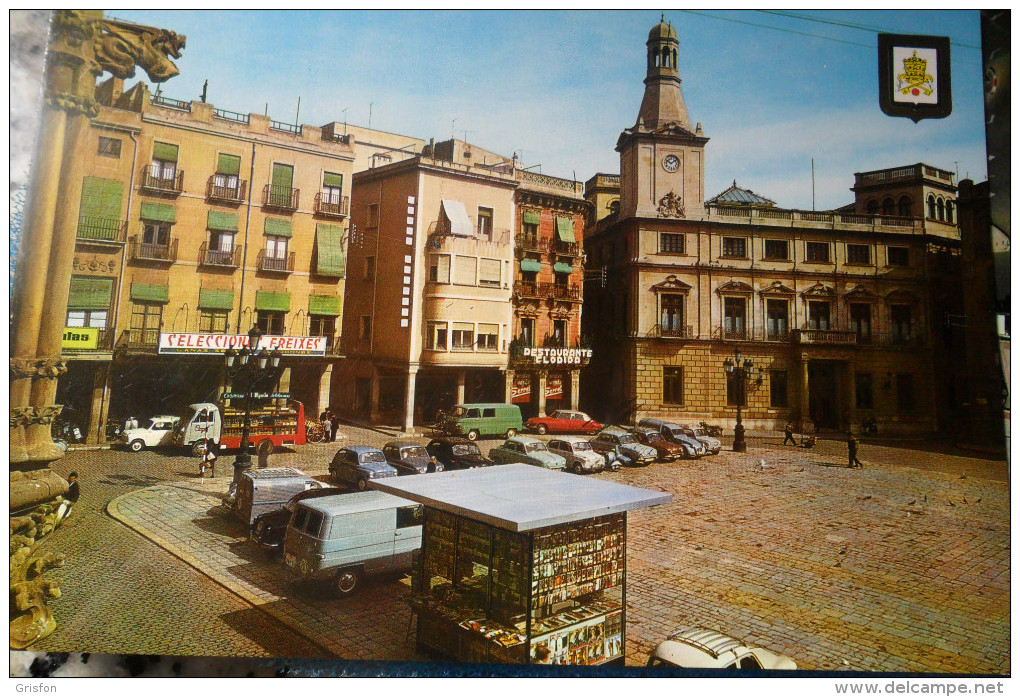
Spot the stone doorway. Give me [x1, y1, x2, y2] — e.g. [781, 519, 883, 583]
[808, 362, 840, 430]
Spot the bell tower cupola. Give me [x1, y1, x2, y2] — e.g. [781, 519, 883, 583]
[636, 17, 692, 132]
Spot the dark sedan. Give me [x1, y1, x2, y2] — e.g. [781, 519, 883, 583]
[250, 486, 343, 552]
[383, 439, 443, 475]
[425, 437, 496, 471]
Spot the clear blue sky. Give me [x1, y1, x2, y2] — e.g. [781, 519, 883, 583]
[112, 10, 988, 210]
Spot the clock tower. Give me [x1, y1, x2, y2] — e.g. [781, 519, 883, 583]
[617, 18, 709, 220]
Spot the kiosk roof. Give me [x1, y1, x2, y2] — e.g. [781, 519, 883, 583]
[370, 463, 671, 532]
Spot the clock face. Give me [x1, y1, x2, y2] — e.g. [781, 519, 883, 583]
[663, 154, 680, 173]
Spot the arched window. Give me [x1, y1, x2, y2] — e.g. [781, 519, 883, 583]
[609, 199, 620, 215]
[945, 200, 955, 223]
[936, 198, 945, 221]
[882, 198, 895, 216]
[662, 47, 670, 67]
[654, 50, 661, 67]
[898, 196, 912, 217]
[927, 195, 937, 219]
[673, 49, 677, 68]
[866, 200, 879, 215]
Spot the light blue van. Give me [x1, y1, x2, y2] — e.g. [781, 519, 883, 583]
[283, 491, 422, 596]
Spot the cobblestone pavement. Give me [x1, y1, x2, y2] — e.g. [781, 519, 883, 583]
[31, 427, 1009, 672]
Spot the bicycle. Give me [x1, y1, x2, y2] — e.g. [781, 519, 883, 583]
[305, 419, 327, 444]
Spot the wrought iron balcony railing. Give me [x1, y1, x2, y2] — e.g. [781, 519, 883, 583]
[128, 236, 177, 263]
[139, 166, 184, 194]
[206, 177, 247, 203]
[76, 217, 126, 244]
[314, 192, 349, 218]
[257, 250, 295, 273]
[513, 281, 542, 298]
[515, 233, 549, 255]
[553, 239, 580, 257]
[121, 328, 160, 351]
[263, 185, 299, 211]
[199, 242, 242, 268]
[647, 324, 694, 339]
[543, 282, 581, 301]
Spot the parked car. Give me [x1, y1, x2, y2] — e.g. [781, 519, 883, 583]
[425, 437, 496, 470]
[283, 491, 422, 597]
[546, 436, 606, 474]
[638, 418, 716, 455]
[628, 427, 695, 461]
[679, 424, 723, 455]
[250, 485, 344, 552]
[118, 415, 181, 452]
[328, 446, 398, 490]
[647, 627, 797, 670]
[489, 435, 567, 470]
[382, 439, 443, 476]
[525, 410, 602, 436]
[437, 403, 523, 441]
[589, 427, 657, 467]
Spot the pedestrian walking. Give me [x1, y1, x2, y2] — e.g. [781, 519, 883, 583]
[322, 412, 333, 442]
[783, 421, 796, 446]
[65, 471, 80, 503]
[328, 409, 339, 442]
[847, 432, 863, 469]
[200, 438, 217, 479]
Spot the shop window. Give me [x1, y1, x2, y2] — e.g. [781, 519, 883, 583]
[660, 233, 684, 254]
[850, 303, 872, 342]
[551, 320, 567, 348]
[360, 316, 372, 341]
[723, 297, 746, 339]
[256, 310, 286, 335]
[97, 136, 121, 158]
[770, 370, 788, 408]
[519, 318, 535, 348]
[855, 373, 874, 410]
[898, 196, 912, 217]
[365, 255, 376, 280]
[427, 321, 448, 350]
[765, 299, 788, 340]
[763, 239, 789, 260]
[660, 294, 684, 336]
[378, 377, 405, 412]
[890, 305, 912, 344]
[896, 374, 915, 412]
[429, 254, 450, 283]
[451, 323, 474, 350]
[806, 242, 830, 262]
[309, 314, 336, 339]
[130, 301, 162, 345]
[721, 237, 746, 258]
[453, 255, 477, 285]
[479, 258, 501, 287]
[887, 246, 909, 266]
[66, 309, 107, 329]
[477, 324, 499, 351]
[807, 301, 830, 331]
[662, 367, 684, 405]
[847, 244, 870, 264]
[477, 207, 493, 240]
[199, 309, 230, 334]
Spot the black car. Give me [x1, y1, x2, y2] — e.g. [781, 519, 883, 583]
[382, 439, 443, 476]
[425, 437, 496, 471]
[250, 486, 343, 551]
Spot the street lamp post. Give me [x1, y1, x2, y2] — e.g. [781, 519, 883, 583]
[224, 326, 282, 497]
[723, 348, 761, 453]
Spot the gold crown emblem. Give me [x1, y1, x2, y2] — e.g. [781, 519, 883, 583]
[902, 51, 927, 81]
[897, 50, 934, 96]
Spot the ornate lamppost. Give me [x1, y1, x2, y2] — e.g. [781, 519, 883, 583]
[224, 327, 282, 496]
[723, 348, 761, 452]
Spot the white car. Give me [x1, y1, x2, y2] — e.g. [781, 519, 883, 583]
[680, 424, 722, 455]
[647, 627, 797, 670]
[546, 436, 606, 474]
[119, 415, 181, 452]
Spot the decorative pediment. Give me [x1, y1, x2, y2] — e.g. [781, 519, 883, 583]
[885, 289, 919, 304]
[844, 285, 878, 301]
[651, 275, 692, 293]
[801, 282, 835, 297]
[716, 280, 754, 295]
[759, 280, 795, 296]
[515, 300, 540, 317]
[550, 306, 573, 320]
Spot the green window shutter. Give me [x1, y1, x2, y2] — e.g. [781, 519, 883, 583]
[255, 290, 291, 312]
[216, 153, 241, 176]
[308, 294, 340, 316]
[554, 261, 573, 274]
[520, 258, 542, 273]
[130, 283, 170, 303]
[555, 216, 576, 243]
[315, 224, 346, 277]
[522, 210, 541, 226]
[271, 163, 294, 190]
[79, 177, 123, 220]
[198, 288, 234, 310]
[67, 276, 114, 310]
[140, 202, 177, 223]
[152, 141, 179, 162]
[264, 217, 293, 238]
[207, 210, 239, 232]
[322, 172, 343, 188]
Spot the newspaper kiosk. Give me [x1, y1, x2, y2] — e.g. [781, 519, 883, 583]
[372, 464, 670, 665]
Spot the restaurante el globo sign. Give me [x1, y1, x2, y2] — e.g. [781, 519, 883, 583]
[159, 332, 327, 356]
[522, 347, 593, 365]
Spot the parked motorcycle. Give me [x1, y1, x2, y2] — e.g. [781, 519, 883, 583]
[698, 421, 723, 437]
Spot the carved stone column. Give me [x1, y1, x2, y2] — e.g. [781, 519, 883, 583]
[537, 371, 548, 418]
[570, 369, 581, 410]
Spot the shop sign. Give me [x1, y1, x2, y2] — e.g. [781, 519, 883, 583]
[521, 347, 592, 366]
[511, 374, 531, 404]
[221, 392, 290, 400]
[62, 327, 99, 350]
[546, 373, 564, 400]
[159, 333, 327, 356]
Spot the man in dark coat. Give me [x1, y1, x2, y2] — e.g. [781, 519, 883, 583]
[66, 471, 80, 503]
[783, 421, 796, 446]
[847, 432, 863, 468]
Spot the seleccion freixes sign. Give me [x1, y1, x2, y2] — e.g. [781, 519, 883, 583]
[159, 333, 327, 356]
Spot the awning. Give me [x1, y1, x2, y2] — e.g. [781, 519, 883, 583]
[152, 141, 179, 162]
[207, 210, 238, 232]
[198, 288, 234, 310]
[522, 210, 540, 226]
[555, 216, 576, 243]
[131, 283, 169, 303]
[309, 294, 340, 316]
[520, 258, 542, 273]
[440, 199, 473, 236]
[140, 202, 177, 224]
[323, 172, 343, 188]
[264, 217, 293, 238]
[216, 153, 241, 176]
[79, 177, 123, 220]
[315, 224, 346, 277]
[554, 261, 573, 274]
[255, 290, 290, 312]
[67, 276, 114, 310]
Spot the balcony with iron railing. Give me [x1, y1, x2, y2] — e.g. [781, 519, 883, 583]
[76, 217, 126, 244]
[543, 282, 582, 301]
[128, 236, 177, 263]
[263, 185, 299, 211]
[427, 221, 511, 247]
[257, 249, 295, 273]
[199, 242, 242, 268]
[647, 324, 695, 339]
[206, 177, 247, 204]
[552, 239, 580, 257]
[513, 280, 542, 298]
[314, 192, 349, 218]
[514, 232, 549, 255]
[139, 166, 184, 195]
[792, 327, 858, 345]
[120, 328, 161, 352]
[150, 94, 191, 111]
